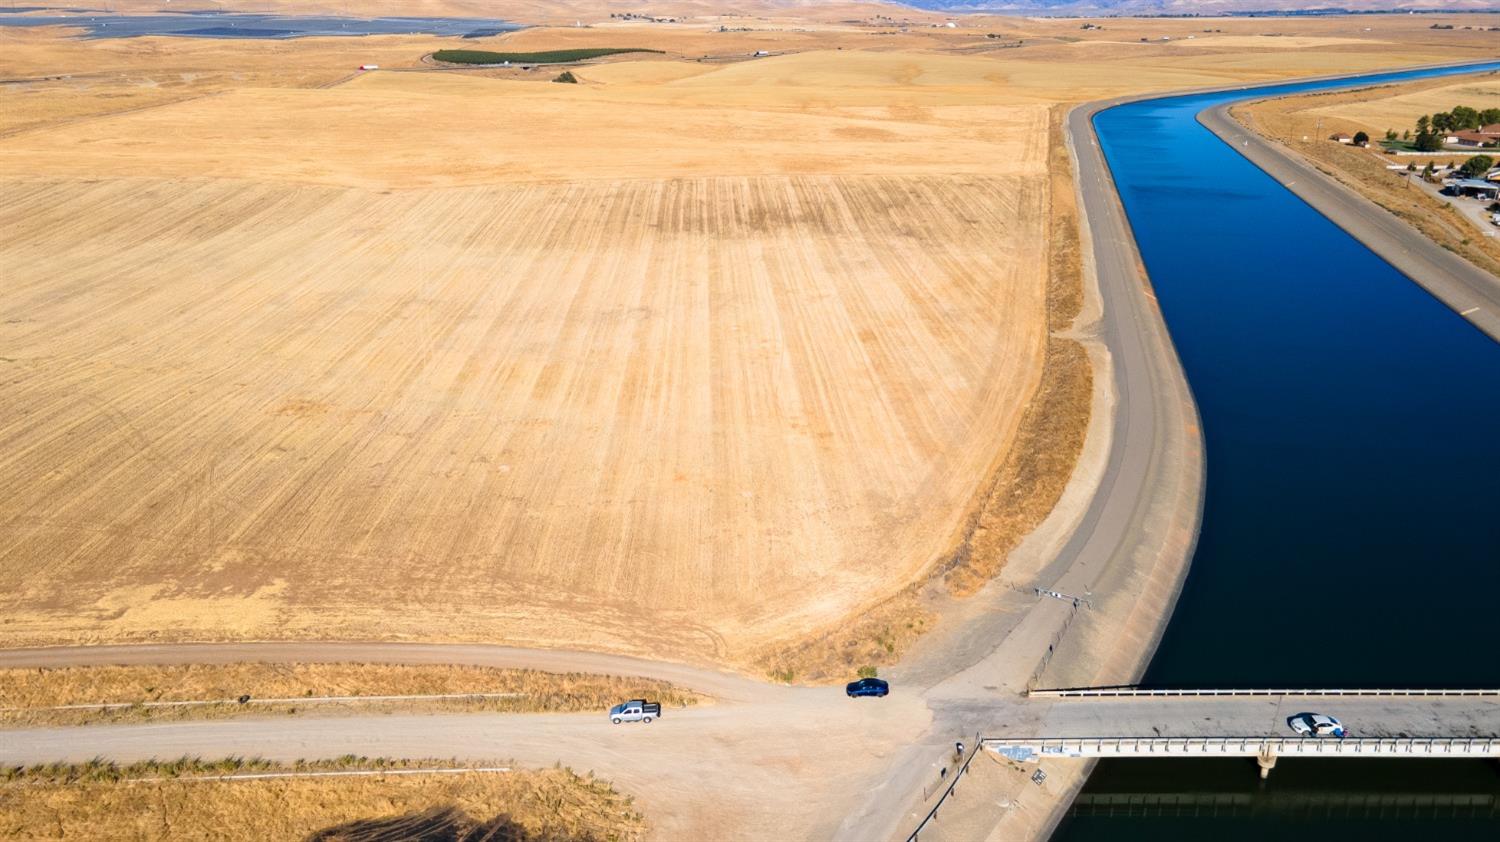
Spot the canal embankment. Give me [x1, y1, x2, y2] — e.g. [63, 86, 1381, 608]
[1017, 59, 1500, 841]
[1050, 58, 1500, 842]
[1200, 103, 1500, 343]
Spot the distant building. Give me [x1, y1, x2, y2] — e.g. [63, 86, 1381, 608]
[1451, 178, 1499, 199]
[1331, 132, 1353, 143]
[1478, 123, 1500, 136]
[1448, 131, 1495, 148]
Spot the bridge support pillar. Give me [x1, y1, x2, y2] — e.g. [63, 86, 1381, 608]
[1256, 746, 1277, 780]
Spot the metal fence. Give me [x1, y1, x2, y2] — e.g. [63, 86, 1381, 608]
[1025, 600, 1085, 692]
[905, 730, 983, 842]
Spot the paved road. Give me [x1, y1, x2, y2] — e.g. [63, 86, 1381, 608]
[1000, 695, 1500, 741]
[1200, 103, 1500, 342]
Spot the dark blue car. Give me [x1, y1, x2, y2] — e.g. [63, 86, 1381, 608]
[845, 677, 889, 698]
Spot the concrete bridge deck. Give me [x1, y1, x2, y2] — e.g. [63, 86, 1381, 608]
[988, 692, 1500, 743]
[975, 690, 1500, 779]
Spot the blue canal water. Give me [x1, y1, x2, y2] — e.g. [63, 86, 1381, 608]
[1056, 62, 1500, 840]
[0, 12, 519, 39]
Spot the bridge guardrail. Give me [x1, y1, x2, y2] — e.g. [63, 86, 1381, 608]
[982, 736, 1500, 760]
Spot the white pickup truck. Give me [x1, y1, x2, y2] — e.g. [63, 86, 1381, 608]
[608, 699, 661, 724]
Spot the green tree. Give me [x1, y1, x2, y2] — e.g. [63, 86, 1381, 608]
[1458, 155, 1494, 179]
[1385, 128, 1397, 141]
[1414, 130, 1444, 152]
[1432, 112, 1454, 132]
[1416, 114, 1431, 135]
[1352, 131, 1369, 147]
[1480, 108, 1500, 126]
[1451, 105, 1480, 130]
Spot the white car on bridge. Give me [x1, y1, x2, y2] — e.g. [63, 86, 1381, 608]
[1288, 712, 1346, 738]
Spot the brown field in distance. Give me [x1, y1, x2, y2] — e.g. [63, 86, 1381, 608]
[3, 10, 1497, 673]
[1303, 75, 1500, 137]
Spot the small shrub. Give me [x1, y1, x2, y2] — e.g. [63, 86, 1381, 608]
[553, 71, 578, 84]
[856, 666, 878, 679]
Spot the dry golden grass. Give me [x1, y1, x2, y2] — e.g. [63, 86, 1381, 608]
[4, 14, 1498, 675]
[1236, 77, 1500, 278]
[754, 107, 1093, 681]
[0, 759, 643, 841]
[1303, 76, 1500, 138]
[0, 172, 1048, 665]
[943, 105, 1093, 599]
[0, 663, 704, 727]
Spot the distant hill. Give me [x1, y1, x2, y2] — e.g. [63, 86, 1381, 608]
[901, 0, 1500, 13]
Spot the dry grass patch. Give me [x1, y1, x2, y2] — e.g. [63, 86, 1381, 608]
[0, 759, 642, 841]
[752, 107, 1093, 681]
[1302, 75, 1500, 138]
[0, 663, 704, 727]
[943, 105, 1093, 597]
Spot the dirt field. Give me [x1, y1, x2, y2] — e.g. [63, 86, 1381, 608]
[3, 11, 1497, 674]
[0, 760, 641, 841]
[0, 170, 1049, 665]
[0, 663, 703, 727]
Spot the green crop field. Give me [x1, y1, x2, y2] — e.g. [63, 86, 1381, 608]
[431, 48, 663, 65]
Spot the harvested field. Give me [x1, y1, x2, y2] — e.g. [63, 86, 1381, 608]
[5, 13, 1498, 674]
[0, 663, 704, 727]
[0, 759, 642, 841]
[0, 172, 1048, 665]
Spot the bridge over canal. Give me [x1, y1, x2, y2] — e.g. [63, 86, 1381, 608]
[907, 689, 1500, 840]
[976, 688, 1500, 779]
